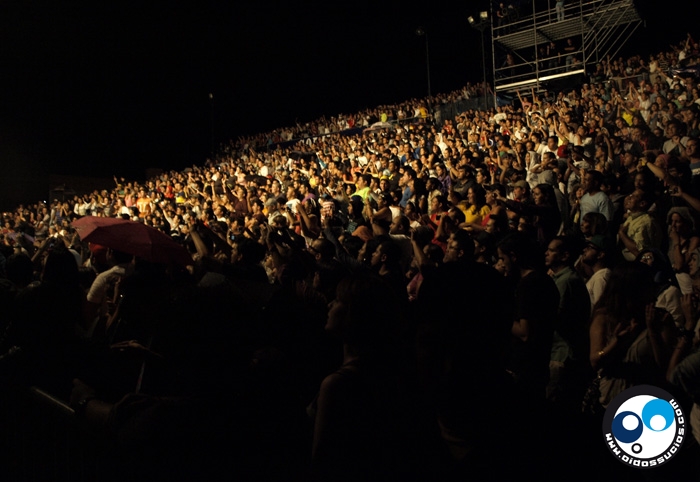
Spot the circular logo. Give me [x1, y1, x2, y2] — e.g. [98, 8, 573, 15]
[602, 385, 685, 468]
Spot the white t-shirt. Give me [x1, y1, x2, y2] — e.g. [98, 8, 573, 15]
[586, 267, 611, 310]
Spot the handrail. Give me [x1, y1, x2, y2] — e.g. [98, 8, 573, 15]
[29, 385, 75, 416]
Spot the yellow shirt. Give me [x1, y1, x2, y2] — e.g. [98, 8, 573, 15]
[353, 186, 370, 201]
[465, 204, 491, 225]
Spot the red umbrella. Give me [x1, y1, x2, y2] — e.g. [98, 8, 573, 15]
[72, 216, 193, 266]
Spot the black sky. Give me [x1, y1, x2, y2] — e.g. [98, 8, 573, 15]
[0, 0, 693, 209]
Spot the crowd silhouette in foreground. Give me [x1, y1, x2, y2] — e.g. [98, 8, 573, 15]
[2, 32, 700, 481]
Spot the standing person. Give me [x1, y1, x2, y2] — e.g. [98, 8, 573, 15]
[544, 236, 591, 407]
[579, 170, 613, 226]
[415, 230, 515, 476]
[555, 0, 565, 21]
[497, 232, 560, 402]
[581, 235, 614, 309]
[496, 2, 508, 28]
[563, 38, 577, 70]
[311, 274, 416, 480]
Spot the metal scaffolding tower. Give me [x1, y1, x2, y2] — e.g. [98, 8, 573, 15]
[491, 0, 643, 94]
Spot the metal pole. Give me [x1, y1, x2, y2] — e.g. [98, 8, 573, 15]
[425, 32, 431, 98]
[490, 8, 497, 109]
[416, 27, 432, 99]
[481, 28, 487, 110]
[209, 93, 214, 154]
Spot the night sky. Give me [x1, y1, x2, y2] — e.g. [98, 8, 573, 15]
[0, 0, 692, 210]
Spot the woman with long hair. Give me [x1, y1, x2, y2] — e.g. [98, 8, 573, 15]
[464, 185, 490, 226]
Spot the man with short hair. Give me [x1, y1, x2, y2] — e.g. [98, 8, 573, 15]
[543, 136, 559, 156]
[353, 174, 372, 201]
[497, 232, 560, 401]
[509, 180, 530, 203]
[443, 229, 475, 265]
[387, 159, 401, 191]
[544, 236, 591, 404]
[451, 165, 473, 198]
[308, 238, 335, 265]
[663, 120, 689, 156]
[398, 167, 416, 208]
[266, 197, 284, 225]
[579, 170, 613, 224]
[581, 235, 613, 308]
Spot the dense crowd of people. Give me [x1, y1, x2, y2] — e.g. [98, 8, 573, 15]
[2, 31, 700, 481]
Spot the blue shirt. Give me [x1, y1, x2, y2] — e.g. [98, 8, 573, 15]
[579, 191, 613, 224]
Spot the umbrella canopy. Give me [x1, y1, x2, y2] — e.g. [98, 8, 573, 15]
[72, 216, 193, 266]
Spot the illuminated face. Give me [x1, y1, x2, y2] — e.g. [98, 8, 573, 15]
[640, 251, 654, 267]
[370, 245, 383, 267]
[513, 186, 525, 200]
[544, 239, 564, 269]
[582, 244, 601, 266]
[690, 251, 700, 277]
[485, 218, 497, 234]
[443, 240, 461, 263]
[496, 247, 514, 276]
[669, 213, 685, 236]
[517, 217, 529, 232]
[624, 190, 644, 212]
[430, 197, 440, 213]
[532, 187, 543, 205]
